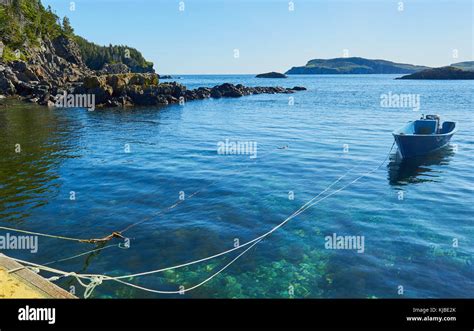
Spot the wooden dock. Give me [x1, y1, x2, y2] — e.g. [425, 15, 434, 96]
[0, 253, 76, 299]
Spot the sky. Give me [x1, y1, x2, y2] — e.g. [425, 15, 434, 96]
[42, 0, 473, 74]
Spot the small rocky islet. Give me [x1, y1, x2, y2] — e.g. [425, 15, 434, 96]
[256, 72, 287, 78]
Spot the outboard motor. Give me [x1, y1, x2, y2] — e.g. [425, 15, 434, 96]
[425, 114, 441, 133]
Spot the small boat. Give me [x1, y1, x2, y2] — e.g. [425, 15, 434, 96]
[392, 115, 457, 158]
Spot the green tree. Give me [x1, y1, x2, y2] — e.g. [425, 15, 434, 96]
[62, 16, 74, 36]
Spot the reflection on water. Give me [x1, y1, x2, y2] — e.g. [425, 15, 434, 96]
[387, 146, 455, 186]
[0, 101, 79, 223]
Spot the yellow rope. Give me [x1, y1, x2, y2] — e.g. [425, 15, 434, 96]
[0, 226, 121, 244]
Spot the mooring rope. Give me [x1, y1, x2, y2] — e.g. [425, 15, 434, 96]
[0, 147, 279, 244]
[5, 142, 395, 297]
[118, 147, 279, 235]
[97, 141, 396, 294]
[34, 149, 366, 282]
[42, 244, 122, 267]
[0, 226, 91, 243]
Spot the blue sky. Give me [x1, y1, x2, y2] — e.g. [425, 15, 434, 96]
[43, 0, 473, 74]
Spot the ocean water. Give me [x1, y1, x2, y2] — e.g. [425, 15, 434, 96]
[0, 74, 472, 298]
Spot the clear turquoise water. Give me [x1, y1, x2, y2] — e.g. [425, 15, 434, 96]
[0, 75, 472, 298]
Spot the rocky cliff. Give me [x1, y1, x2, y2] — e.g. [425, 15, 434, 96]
[0, 0, 306, 108]
[0, 35, 92, 105]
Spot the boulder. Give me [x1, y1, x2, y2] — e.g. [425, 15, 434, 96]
[100, 63, 131, 75]
[88, 86, 113, 104]
[211, 83, 244, 98]
[0, 73, 16, 95]
[106, 74, 130, 94]
[128, 73, 158, 87]
[291, 86, 307, 91]
[11, 61, 28, 72]
[14, 81, 34, 96]
[210, 89, 222, 99]
[83, 75, 108, 89]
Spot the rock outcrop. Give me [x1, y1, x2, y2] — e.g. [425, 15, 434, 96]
[256, 72, 287, 78]
[71, 75, 307, 107]
[0, 35, 92, 106]
[99, 63, 131, 75]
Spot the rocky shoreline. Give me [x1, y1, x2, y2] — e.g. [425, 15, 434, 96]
[0, 3, 307, 110]
[0, 28, 306, 109]
[1, 57, 306, 109]
[71, 74, 307, 107]
[0, 67, 306, 108]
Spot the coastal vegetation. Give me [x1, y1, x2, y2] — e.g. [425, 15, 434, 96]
[286, 57, 429, 75]
[397, 66, 474, 80]
[74, 36, 154, 73]
[450, 61, 474, 72]
[0, 0, 153, 73]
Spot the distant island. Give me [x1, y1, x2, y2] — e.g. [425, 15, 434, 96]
[286, 57, 429, 75]
[397, 65, 474, 80]
[256, 72, 287, 78]
[450, 61, 474, 72]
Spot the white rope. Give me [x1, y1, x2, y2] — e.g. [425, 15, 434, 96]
[19, 151, 367, 281]
[85, 155, 364, 281]
[5, 157, 363, 297]
[112, 238, 263, 294]
[99, 145, 394, 294]
[42, 244, 121, 267]
[6, 143, 395, 297]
